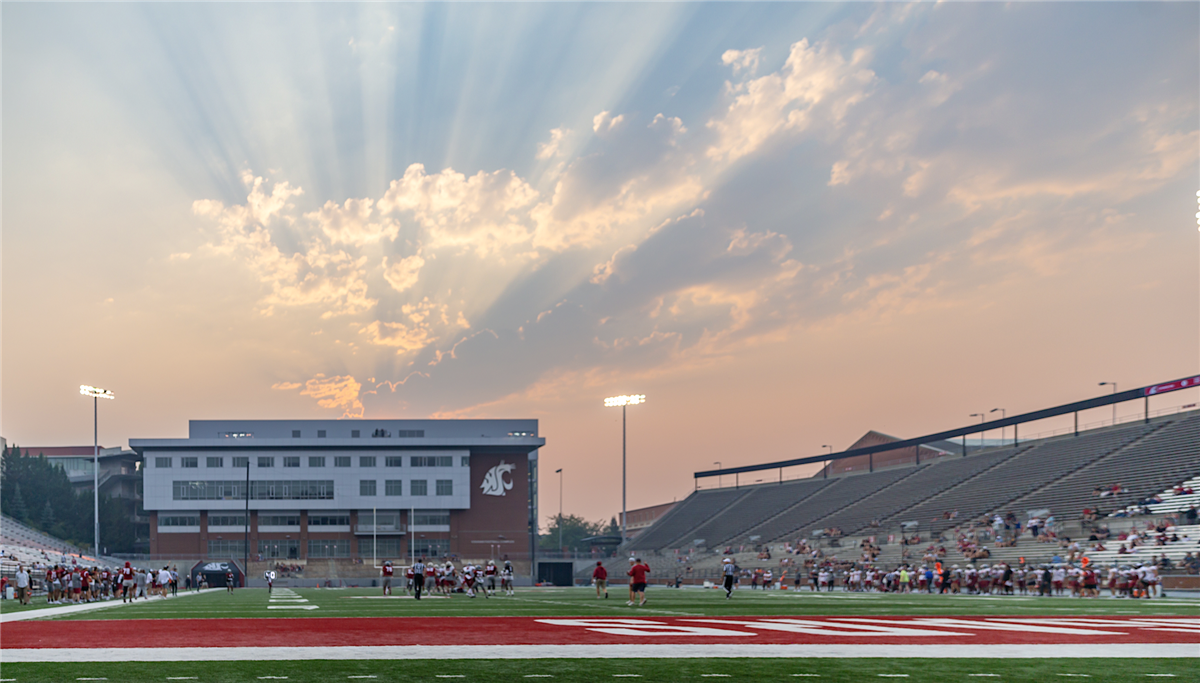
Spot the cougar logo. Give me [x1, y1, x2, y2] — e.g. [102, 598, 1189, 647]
[480, 461, 516, 497]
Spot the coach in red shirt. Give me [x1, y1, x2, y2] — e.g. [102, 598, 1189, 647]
[593, 561, 608, 599]
[627, 558, 649, 606]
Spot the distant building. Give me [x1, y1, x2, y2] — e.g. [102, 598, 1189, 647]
[18, 446, 142, 500]
[130, 419, 544, 563]
[818, 431, 974, 477]
[622, 501, 677, 539]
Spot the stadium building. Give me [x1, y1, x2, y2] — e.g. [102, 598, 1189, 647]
[130, 419, 543, 564]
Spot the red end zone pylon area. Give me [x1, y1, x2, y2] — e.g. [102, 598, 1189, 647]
[3, 616, 1197, 661]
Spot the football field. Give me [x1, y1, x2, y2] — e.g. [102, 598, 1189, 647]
[2, 586, 1197, 682]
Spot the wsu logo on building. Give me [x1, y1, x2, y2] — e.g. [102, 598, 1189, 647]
[480, 461, 516, 497]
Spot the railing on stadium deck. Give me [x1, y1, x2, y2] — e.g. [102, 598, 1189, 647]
[694, 381, 1199, 491]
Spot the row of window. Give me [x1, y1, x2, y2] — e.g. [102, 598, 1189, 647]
[164, 511, 444, 528]
[209, 538, 449, 560]
[155, 455, 464, 469]
[171, 480, 335, 501]
[359, 480, 453, 496]
[220, 429, 426, 440]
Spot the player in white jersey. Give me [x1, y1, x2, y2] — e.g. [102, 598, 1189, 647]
[1143, 564, 1159, 597]
[462, 564, 478, 597]
[500, 561, 515, 596]
[483, 560, 497, 597]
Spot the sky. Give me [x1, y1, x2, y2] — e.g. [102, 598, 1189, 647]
[3, 2, 1198, 529]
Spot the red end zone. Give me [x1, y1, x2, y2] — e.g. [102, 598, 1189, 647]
[4, 616, 1197, 648]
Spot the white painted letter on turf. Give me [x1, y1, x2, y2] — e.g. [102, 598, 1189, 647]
[536, 619, 754, 637]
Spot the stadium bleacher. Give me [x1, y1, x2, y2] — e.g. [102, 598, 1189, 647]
[630, 411, 1200, 569]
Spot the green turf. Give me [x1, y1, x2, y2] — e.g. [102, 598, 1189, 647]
[2, 658, 1197, 683]
[21, 586, 1198, 621]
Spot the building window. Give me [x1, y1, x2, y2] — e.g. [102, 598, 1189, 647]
[206, 457, 223, 468]
[360, 456, 377, 468]
[410, 456, 452, 467]
[307, 540, 350, 558]
[461, 456, 469, 467]
[308, 456, 325, 468]
[206, 540, 246, 557]
[221, 432, 253, 439]
[334, 456, 351, 468]
[410, 538, 448, 558]
[351, 430, 360, 438]
[360, 480, 377, 496]
[258, 457, 274, 468]
[181, 457, 198, 468]
[284, 457, 300, 468]
[411, 510, 450, 526]
[258, 515, 300, 527]
[359, 538, 401, 558]
[385, 480, 403, 496]
[397, 430, 425, 438]
[172, 480, 333, 501]
[258, 539, 299, 559]
[308, 514, 350, 526]
[385, 456, 403, 467]
[317, 430, 326, 438]
[232, 457, 249, 468]
[372, 429, 391, 438]
[158, 515, 199, 527]
[436, 480, 453, 496]
[155, 457, 172, 468]
[292, 430, 302, 438]
[207, 515, 247, 527]
[411, 480, 428, 496]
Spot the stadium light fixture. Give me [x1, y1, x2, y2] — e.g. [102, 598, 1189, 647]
[1099, 382, 1118, 425]
[990, 408, 1006, 442]
[821, 445, 834, 479]
[605, 394, 646, 546]
[970, 413, 986, 449]
[79, 385, 115, 561]
[713, 461, 722, 488]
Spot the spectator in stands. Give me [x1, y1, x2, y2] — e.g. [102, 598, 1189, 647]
[1182, 553, 1199, 575]
[1185, 506, 1198, 526]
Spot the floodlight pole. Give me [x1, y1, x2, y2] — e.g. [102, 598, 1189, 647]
[93, 396, 99, 559]
[245, 457, 250, 587]
[80, 385, 113, 560]
[622, 404, 627, 547]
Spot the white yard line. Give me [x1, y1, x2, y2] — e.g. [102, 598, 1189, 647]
[0, 589, 222, 623]
[1, 644, 1194, 662]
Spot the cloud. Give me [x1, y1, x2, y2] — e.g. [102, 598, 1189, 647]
[707, 38, 877, 161]
[721, 47, 763, 76]
[271, 381, 302, 391]
[298, 374, 364, 418]
[378, 163, 538, 256]
[307, 198, 399, 246]
[382, 253, 424, 293]
[537, 127, 569, 160]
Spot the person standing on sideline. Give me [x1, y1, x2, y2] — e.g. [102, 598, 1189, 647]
[628, 558, 649, 606]
[264, 570, 274, 593]
[411, 557, 427, 600]
[158, 567, 172, 598]
[225, 569, 234, 593]
[722, 558, 736, 599]
[593, 561, 609, 599]
[170, 566, 179, 597]
[15, 565, 31, 605]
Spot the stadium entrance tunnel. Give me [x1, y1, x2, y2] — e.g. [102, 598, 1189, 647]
[191, 560, 245, 588]
[538, 561, 574, 586]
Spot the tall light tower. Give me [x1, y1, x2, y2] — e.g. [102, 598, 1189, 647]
[604, 394, 645, 548]
[80, 385, 114, 559]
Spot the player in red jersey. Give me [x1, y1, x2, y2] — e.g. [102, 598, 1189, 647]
[404, 564, 415, 595]
[484, 560, 498, 597]
[381, 561, 394, 596]
[120, 562, 135, 603]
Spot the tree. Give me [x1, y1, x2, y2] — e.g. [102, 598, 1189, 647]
[41, 498, 55, 530]
[540, 514, 606, 552]
[9, 482, 28, 521]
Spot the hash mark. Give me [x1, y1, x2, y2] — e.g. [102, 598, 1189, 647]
[348, 678, 377, 680]
[701, 677, 731, 679]
[1057, 676, 1091, 678]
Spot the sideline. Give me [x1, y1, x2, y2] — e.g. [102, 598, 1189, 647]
[0, 643, 1194, 662]
[0, 588, 222, 623]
